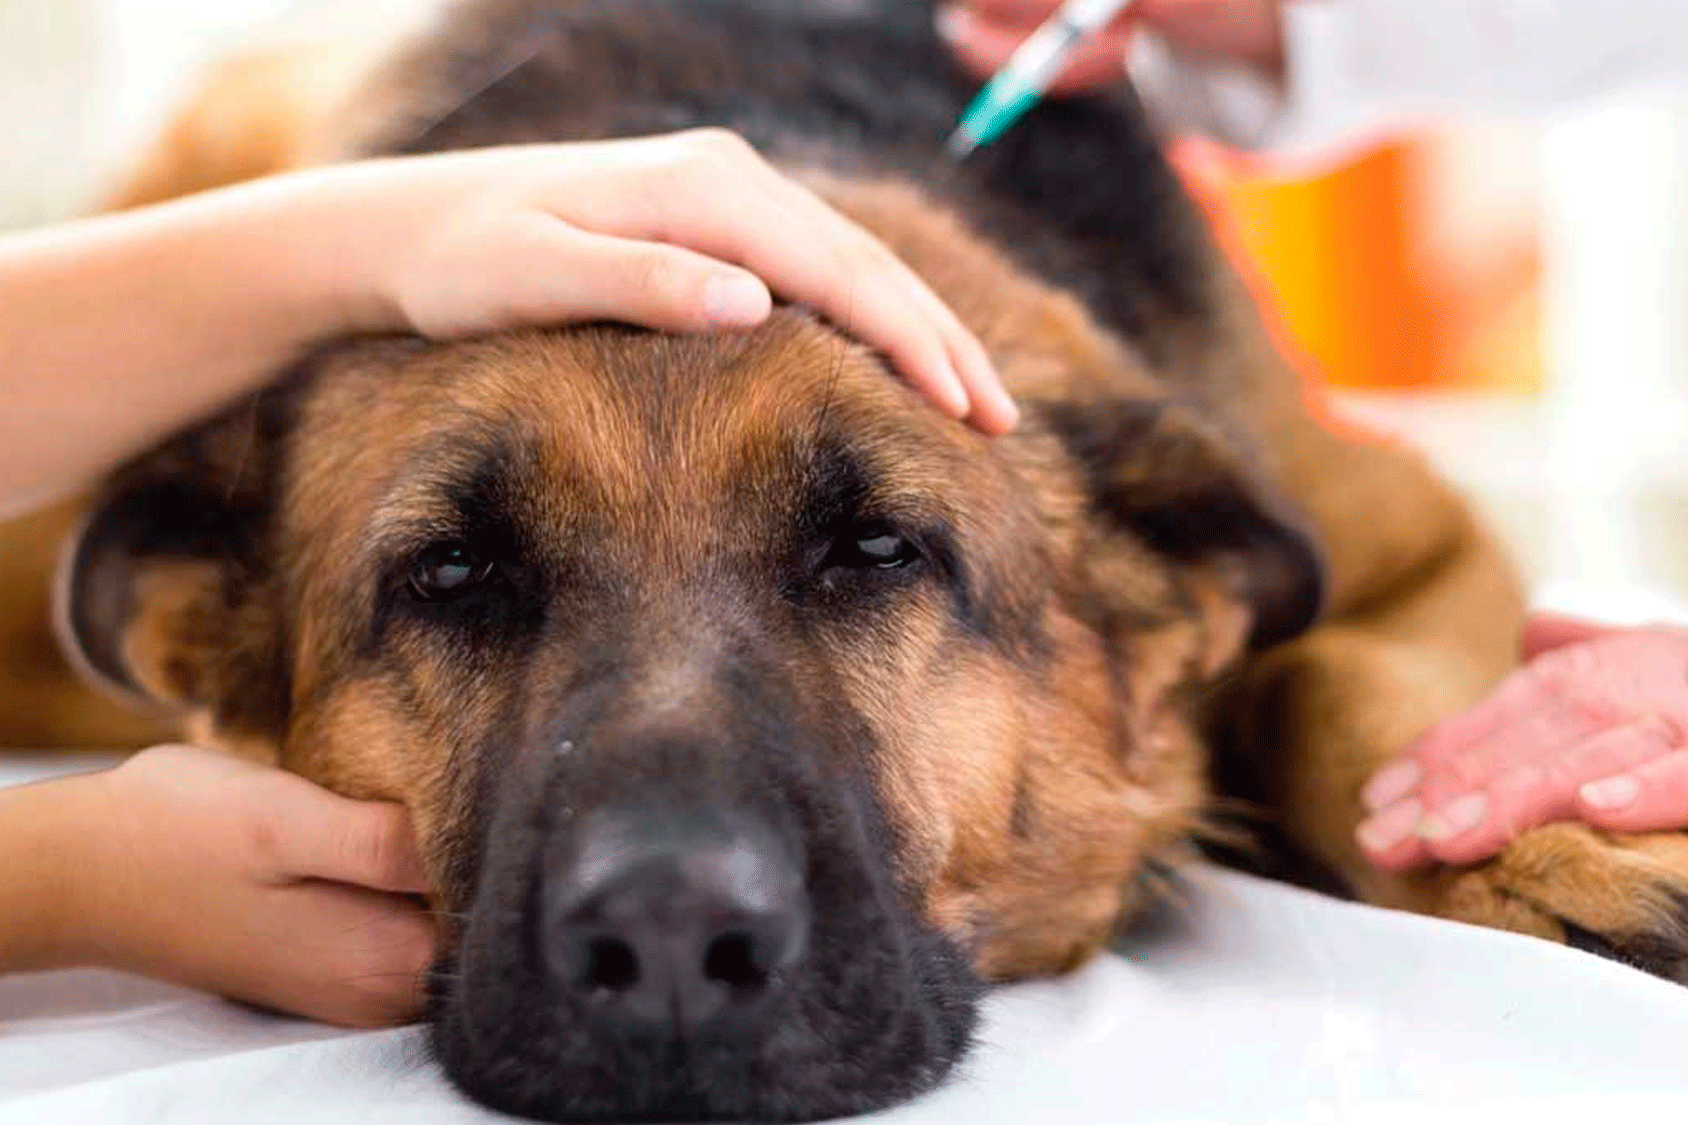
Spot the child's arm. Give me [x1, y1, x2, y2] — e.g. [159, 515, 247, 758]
[0, 773, 91, 973]
[0, 129, 1013, 517]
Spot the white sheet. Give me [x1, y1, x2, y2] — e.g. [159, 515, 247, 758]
[7, 585, 1688, 1122]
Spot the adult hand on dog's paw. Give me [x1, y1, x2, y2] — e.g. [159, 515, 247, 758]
[937, 0, 1286, 95]
[68, 745, 437, 1028]
[1356, 614, 1688, 871]
[338, 130, 1016, 434]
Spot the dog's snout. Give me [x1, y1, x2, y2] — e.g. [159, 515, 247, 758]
[545, 811, 809, 1030]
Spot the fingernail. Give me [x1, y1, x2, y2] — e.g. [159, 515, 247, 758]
[1418, 792, 1488, 841]
[1356, 799, 1422, 854]
[1580, 774, 1641, 810]
[702, 273, 770, 327]
[1636, 713, 1682, 747]
[934, 4, 972, 44]
[1361, 759, 1421, 812]
[978, 374, 1019, 430]
[994, 393, 1021, 431]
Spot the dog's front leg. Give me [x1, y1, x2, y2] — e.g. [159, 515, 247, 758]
[1214, 516, 1525, 914]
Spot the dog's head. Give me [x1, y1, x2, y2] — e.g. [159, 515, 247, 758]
[56, 193, 1321, 1121]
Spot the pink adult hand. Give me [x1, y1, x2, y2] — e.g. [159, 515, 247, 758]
[938, 1, 1286, 96]
[1356, 614, 1688, 871]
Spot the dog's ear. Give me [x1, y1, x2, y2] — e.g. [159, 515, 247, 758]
[54, 402, 291, 740]
[1041, 396, 1327, 653]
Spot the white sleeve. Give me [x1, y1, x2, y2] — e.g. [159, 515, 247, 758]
[1127, 0, 1688, 168]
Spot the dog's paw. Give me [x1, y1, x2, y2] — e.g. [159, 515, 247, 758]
[1431, 822, 1688, 982]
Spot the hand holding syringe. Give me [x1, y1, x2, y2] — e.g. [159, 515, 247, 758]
[941, 0, 1287, 157]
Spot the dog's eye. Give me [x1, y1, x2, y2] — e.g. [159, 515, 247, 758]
[826, 526, 921, 571]
[409, 541, 496, 602]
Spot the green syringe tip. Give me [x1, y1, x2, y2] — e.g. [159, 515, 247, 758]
[948, 74, 1043, 159]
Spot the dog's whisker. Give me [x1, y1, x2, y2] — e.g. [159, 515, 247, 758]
[813, 329, 848, 441]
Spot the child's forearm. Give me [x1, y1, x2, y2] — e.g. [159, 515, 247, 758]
[0, 174, 376, 517]
[0, 774, 100, 972]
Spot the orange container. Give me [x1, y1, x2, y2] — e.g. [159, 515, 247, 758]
[1176, 136, 1544, 395]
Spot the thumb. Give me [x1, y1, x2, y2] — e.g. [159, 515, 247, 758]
[259, 780, 432, 894]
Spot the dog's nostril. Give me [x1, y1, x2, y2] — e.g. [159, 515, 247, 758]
[703, 932, 765, 990]
[585, 937, 639, 991]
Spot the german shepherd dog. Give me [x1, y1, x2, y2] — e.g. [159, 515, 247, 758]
[8, 0, 1688, 1121]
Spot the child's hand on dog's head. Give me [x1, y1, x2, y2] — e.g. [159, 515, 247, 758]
[321, 129, 1016, 434]
[0, 745, 436, 1028]
[1, 128, 1013, 517]
[938, 0, 1286, 94]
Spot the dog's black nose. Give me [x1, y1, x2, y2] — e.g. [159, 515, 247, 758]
[545, 811, 808, 1030]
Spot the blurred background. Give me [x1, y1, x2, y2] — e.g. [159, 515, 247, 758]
[1185, 107, 1688, 614]
[5, 0, 1688, 609]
